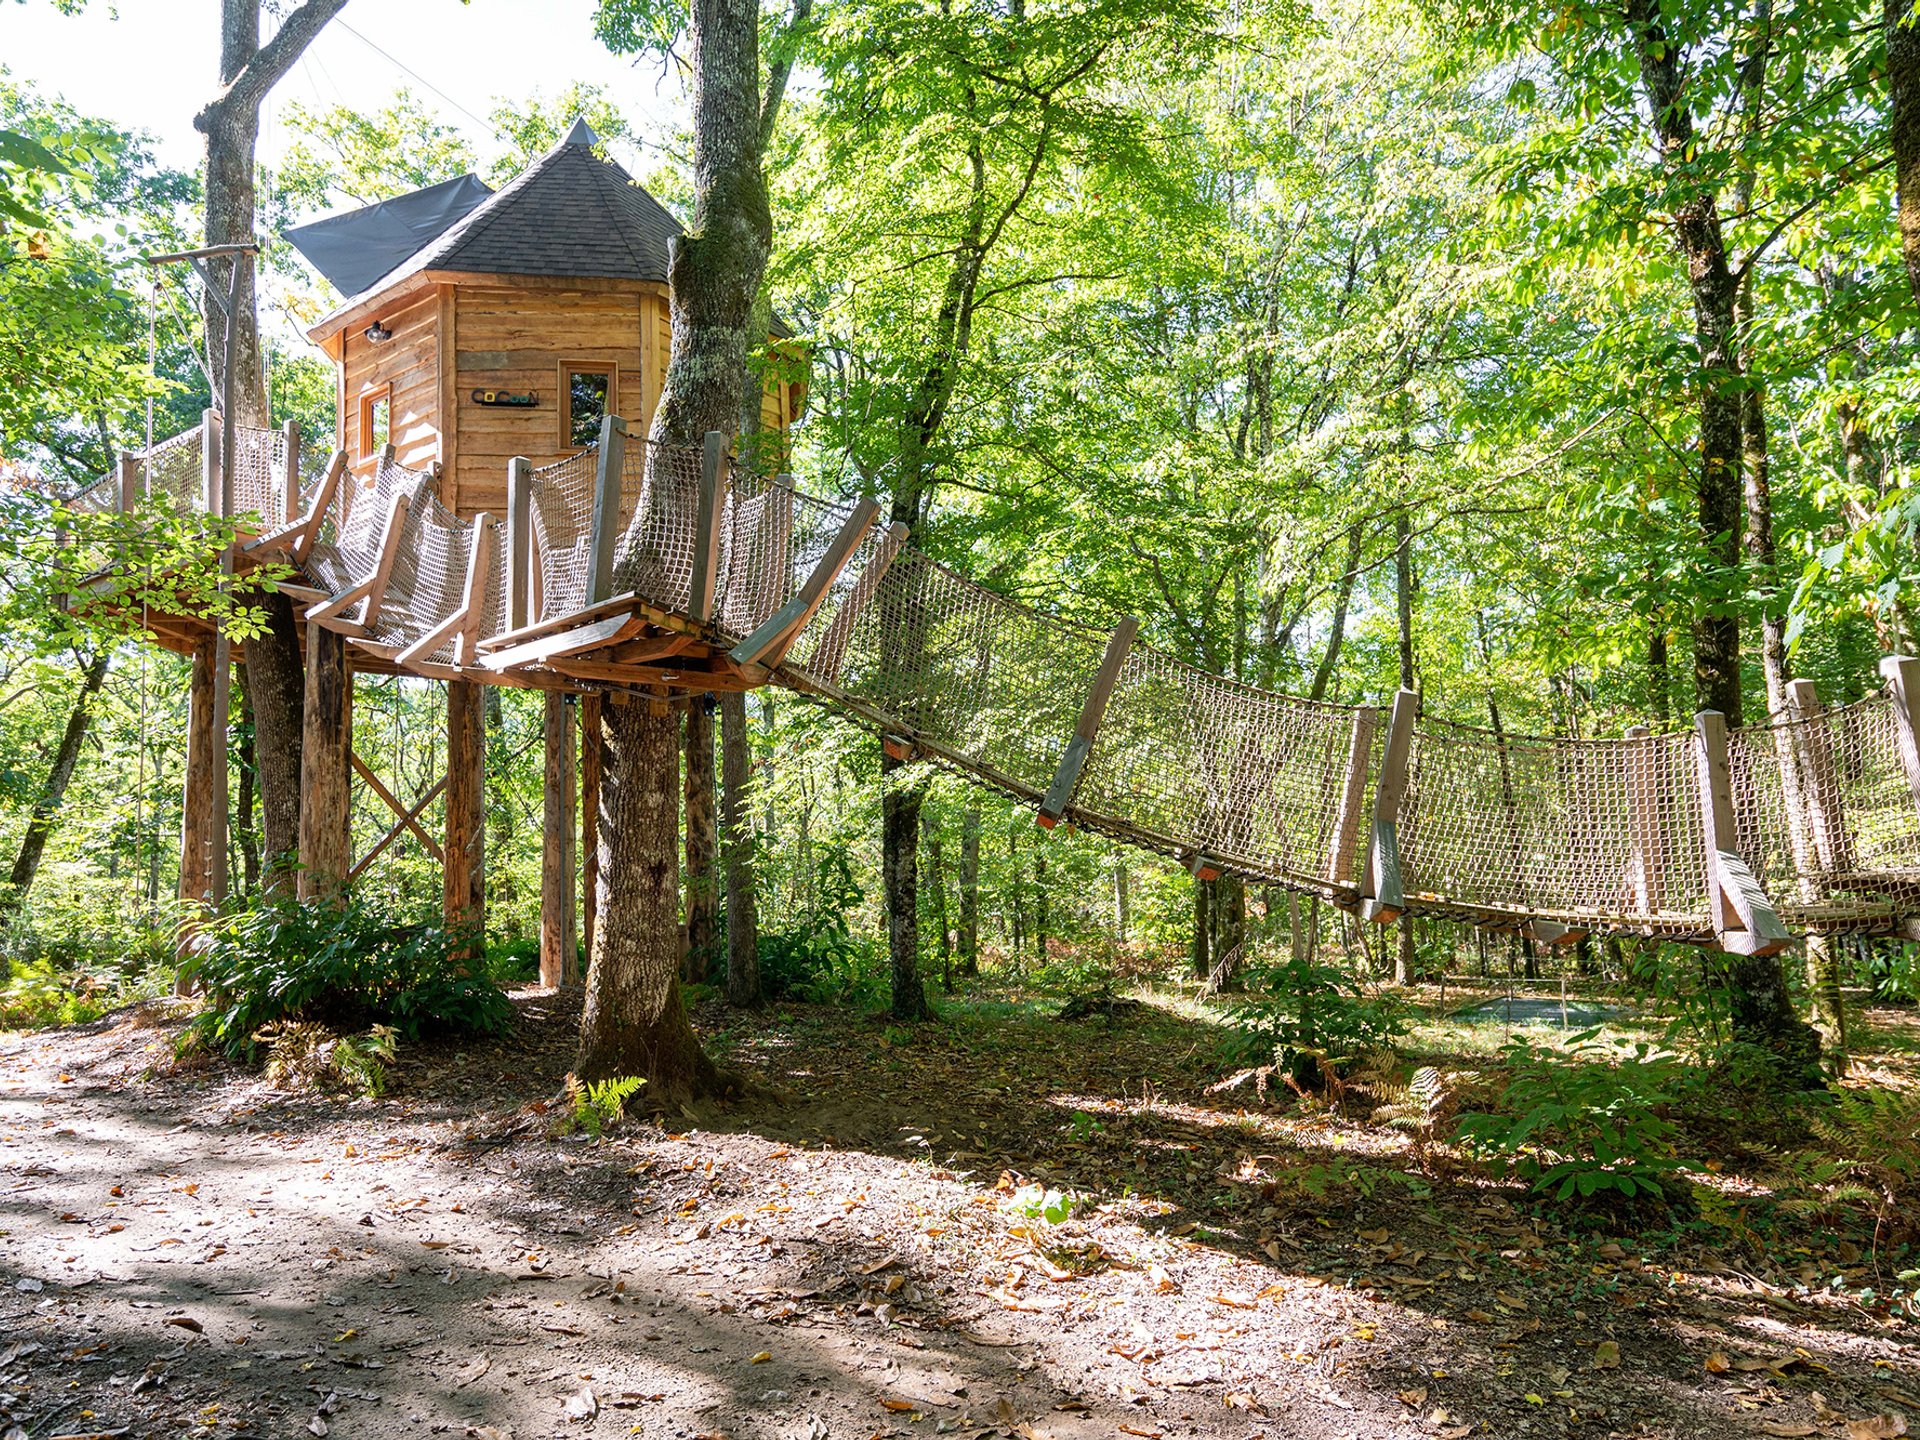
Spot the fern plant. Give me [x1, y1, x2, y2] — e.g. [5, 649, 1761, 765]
[1373, 1065, 1455, 1177]
[555, 1073, 645, 1138]
[1783, 1087, 1920, 1245]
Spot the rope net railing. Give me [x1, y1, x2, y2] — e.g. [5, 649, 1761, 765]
[74, 421, 1920, 938]
[67, 419, 313, 523]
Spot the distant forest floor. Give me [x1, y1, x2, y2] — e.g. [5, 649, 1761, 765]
[2, 981, 1916, 1440]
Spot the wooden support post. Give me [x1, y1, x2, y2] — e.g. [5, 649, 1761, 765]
[730, 499, 883, 668]
[1625, 724, 1660, 918]
[175, 636, 218, 965]
[117, 452, 140, 512]
[1360, 688, 1418, 924]
[1787, 678, 1853, 874]
[297, 624, 354, 901]
[541, 692, 579, 988]
[687, 429, 727, 626]
[1694, 709, 1792, 955]
[201, 408, 221, 516]
[506, 457, 534, 632]
[585, 414, 628, 605]
[282, 418, 302, 526]
[1038, 616, 1139, 828]
[1326, 705, 1379, 892]
[581, 692, 603, 960]
[1878, 655, 1920, 819]
[444, 680, 486, 938]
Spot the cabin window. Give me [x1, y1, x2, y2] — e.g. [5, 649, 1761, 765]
[358, 385, 392, 462]
[566, 367, 612, 448]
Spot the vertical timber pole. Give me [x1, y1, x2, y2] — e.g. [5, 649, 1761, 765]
[117, 452, 140, 512]
[1625, 724, 1660, 920]
[174, 635, 218, 987]
[1327, 705, 1379, 893]
[297, 624, 354, 900]
[585, 415, 628, 606]
[1878, 655, 1920, 820]
[505, 457, 533, 632]
[444, 680, 486, 942]
[541, 692, 579, 988]
[1787, 677, 1851, 1063]
[1360, 688, 1418, 923]
[582, 692, 604, 959]
[282, 418, 302, 527]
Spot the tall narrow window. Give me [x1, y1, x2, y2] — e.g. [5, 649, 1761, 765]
[359, 386, 391, 461]
[567, 367, 611, 448]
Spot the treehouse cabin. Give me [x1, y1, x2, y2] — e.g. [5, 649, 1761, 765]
[289, 118, 801, 518]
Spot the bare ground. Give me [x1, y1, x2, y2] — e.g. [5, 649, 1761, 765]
[1, 990, 1914, 1440]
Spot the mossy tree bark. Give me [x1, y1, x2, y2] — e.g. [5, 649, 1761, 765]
[683, 702, 719, 983]
[719, 690, 760, 1006]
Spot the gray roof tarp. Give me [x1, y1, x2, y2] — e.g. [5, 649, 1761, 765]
[283, 173, 494, 297]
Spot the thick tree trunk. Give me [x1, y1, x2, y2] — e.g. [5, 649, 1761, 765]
[444, 680, 485, 937]
[296, 625, 351, 901]
[921, 808, 951, 988]
[577, 696, 730, 1105]
[582, 694, 603, 958]
[882, 752, 931, 1019]
[1889, 0, 1920, 305]
[1727, 951, 1825, 1087]
[1192, 877, 1210, 981]
[719, 690, 760, 1006]
[541, 692, 579, 989]
[234, 670, 260, 892]
[1114, 857, 1130, 943]
[4, 652, 111, 913]
[1805, 934, 1849, 1070]
[683, 702, 719, 983]
[1308, 525, 1363, 703]
[957, 805, 980, 975]
[583, 0, 768, 1088]
[1625, 0, 1744, 719]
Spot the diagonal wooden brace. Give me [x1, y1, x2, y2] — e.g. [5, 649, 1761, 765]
[304, 489, 410, 632]
[1359, 688, 1418, 923]
[1038, 616, 1138, 829]
[730, 499, 882, 669]
[1694, 708, 1793, 956]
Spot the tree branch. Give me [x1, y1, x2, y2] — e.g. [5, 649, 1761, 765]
[196, 0, 352, 130]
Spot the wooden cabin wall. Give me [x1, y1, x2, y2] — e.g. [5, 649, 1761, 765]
[339, 290, 440, 478]
[446, 284, 662, 518]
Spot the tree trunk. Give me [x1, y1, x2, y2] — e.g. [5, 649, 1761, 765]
[4, 652, 111, 913]
[444, 680, 485, 938]
[1308, 525, 1363, 703]
[1624, 0, 1744, 720]
[1393, 510, 1415, 693]
[1805, 933, 1849, 1070]
[1192, 877, 1210, 981]
[540, 692, 579, 989]
[1114, 856, 1129, 943]
[1889, 0, 1920, 306]
[957, 805, 980, 975]
[1033, 845, 1047, 961]
[234, 669, 260, 892]
[882, 752, 931, 1019]
[577, 696, 730, 1104]
[295, 624, 353, 901]
[1727, 951, 1825, 1088]
[578, 0, 768, 1089]
[719, 690, 760, 1006]
[683, 702, 719, 984]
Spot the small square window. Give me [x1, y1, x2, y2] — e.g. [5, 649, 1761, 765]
[567, 368, 611, 449]
[358, 386, 391, 461]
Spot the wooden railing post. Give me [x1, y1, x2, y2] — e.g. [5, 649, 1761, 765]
[1877, 655, 1920, 819]
[687, 429, 727, 626]
[1360, 688, 1418, 923]
[1037, 616, 1139, 829]
[1625, 724, 1660, 918]
[1327, 705, 1378, 893]
[585, 414, 628, 605]
[117, 452, 140, 512]
[1694, 709, 1792, 955]
[282, 418, 302, 526]
[506, 456, 534, 632]
[1787, 678, 1853, 875]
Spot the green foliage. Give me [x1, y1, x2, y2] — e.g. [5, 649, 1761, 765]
[1006, 1184, 1078, 1225]
[260, 1021, 398, 1098]
[1220, 954, 1406, 1083]
[555, 1072, 645, 1139]
[1455, 1032, 1693, 1206]
[180, 897, 511, 1063]
[1779, 1087, 1920, 1240]
[757, 842, 886, 1004]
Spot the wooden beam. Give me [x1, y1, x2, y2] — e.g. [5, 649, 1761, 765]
[730, 498, 881, 667]
[348, 777, 446, 882]
[1878, 655, 1920, 819]
[292, 449, 348, 564]
[117, 452, 139, 512]
[297, 622, 354, 900]
[1786, 678, 1854, 874]
[358, 492, 416, 630]
[804, 519, 910, 681]
[395, 607, 471, 672]
[505, 457, 534, 632]
[482, 612, 646, 671]
[445, 679, 486, 936]
[350, 752, 443, 861]
[541, 692, 579, 989]
[1625, 724, 1660, 917]
[1694, 708, 1792, 955]
[282, 418, 302, 526]
[582, 692, 603, 962]
[1360, 688, 1418, 923]
[586, 413, 628, 605]
[201, 408, 221, 516]
[454, 513, 497, 665]
[480, 591, 643, 653]
[176, 635, 217, 962]
[1327, 706, 1379, 889]
[304, 490, 410, 629]
[687, 429, 727, 626]
[1038, 616, 1139, 828]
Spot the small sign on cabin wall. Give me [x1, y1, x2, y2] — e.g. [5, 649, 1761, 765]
[472, 388, 538, 407]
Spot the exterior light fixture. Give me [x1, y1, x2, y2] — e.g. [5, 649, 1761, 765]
[365, 320, 392, 342]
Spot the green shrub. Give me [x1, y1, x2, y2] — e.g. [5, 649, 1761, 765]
[261, 1020, 398, 1097]
[181, 896, 512, 1061]
[1219, 954, 1405, 1086]
[1779, 1086, 1920, 1242]
[485, 936, 540, 986]
[1455, 1031, 1694, 1206]
[757, 843, 886, 1005]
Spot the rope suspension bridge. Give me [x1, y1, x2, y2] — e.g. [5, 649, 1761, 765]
[69, 412, 1920, 957]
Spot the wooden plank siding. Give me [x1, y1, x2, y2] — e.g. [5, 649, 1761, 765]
[339, 291, 440, 479]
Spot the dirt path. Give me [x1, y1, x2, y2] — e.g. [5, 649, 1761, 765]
[1, 995, 1913, 1440]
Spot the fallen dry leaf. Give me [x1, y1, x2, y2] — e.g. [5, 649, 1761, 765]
[1758, 1426, 1818, 1438]
[1846, 1418, 1908, 1440]
[1593, 1340, 1621, 1370]
[1705, 1351, 1732, 1375]
[562, 1386, 597, 1422]
[164, 1316, 203, 1334]
[1399, 1386, 1429, 1407]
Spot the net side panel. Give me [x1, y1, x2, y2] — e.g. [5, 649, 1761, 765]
[529, 448, 598, 622]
